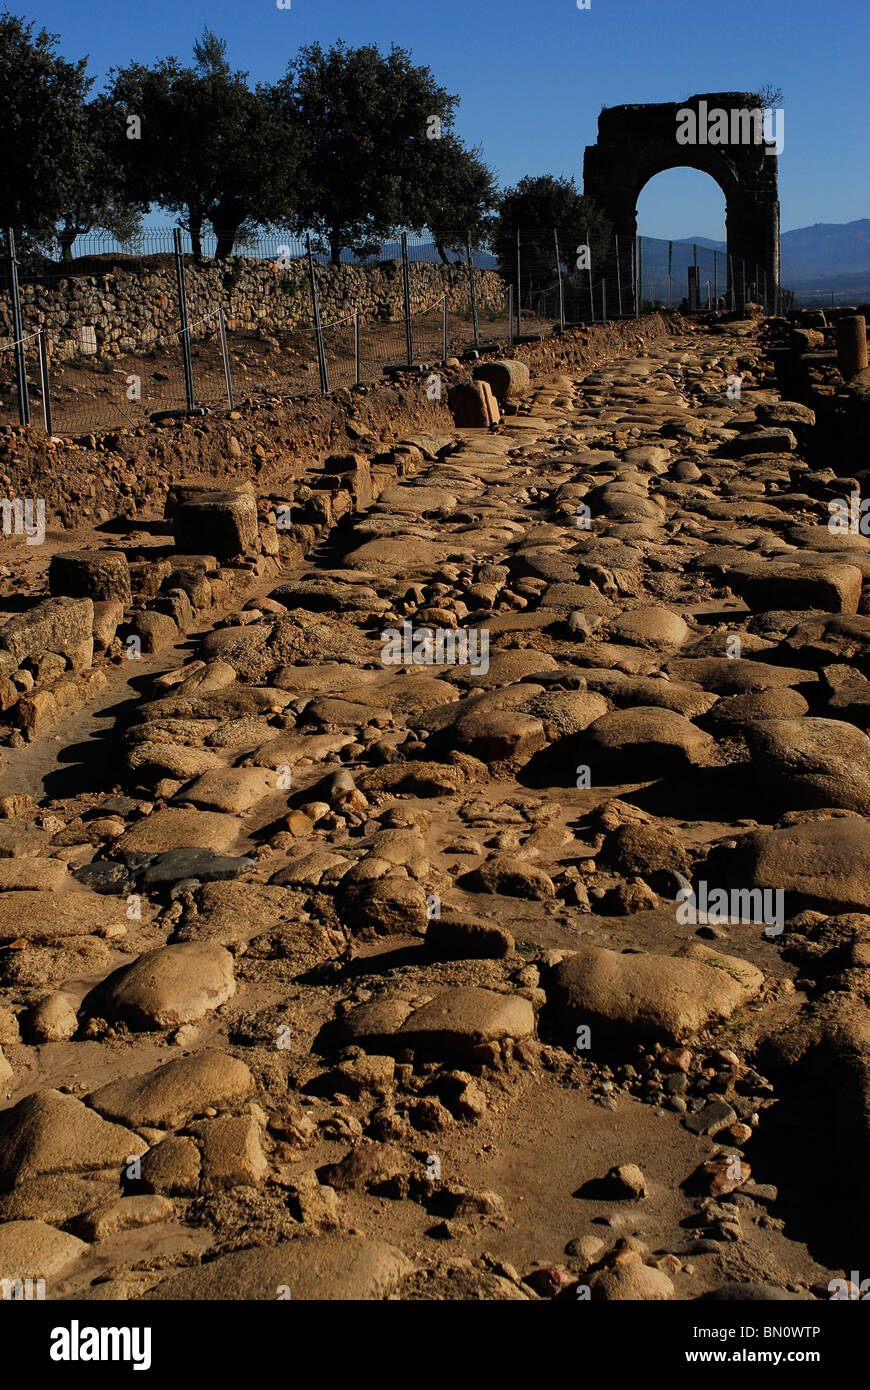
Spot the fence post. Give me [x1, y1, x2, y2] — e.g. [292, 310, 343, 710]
[763, 270, 768, 314]
[687, 266, 700, 312]
[37, 328, 52, 433]
[554, 229, 565, 330]
[515, 230, 522, 339]
[442, 293, 448, 360]
[508, 285, 514, 348]
[586, 226, 595, 323]
[615, 234, 623, 317]
[401, 231, 413, 367]
[636, 237, 642, 317]
[306, 236, 329, 394]
[218, 307, 234, 411]
[729, 254, 735, 311]
[466, 233, 480, 349]
[172, 227, 195, 411]
[602, 279, 607, 322]
[354, 309, 361, 384]
[668, 239, 673, 309]
[6, 229, 30, 427]
[713, 250, 719, 306]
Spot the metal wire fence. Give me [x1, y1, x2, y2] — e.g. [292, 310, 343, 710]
[1, 225, 793, 436]
[514, 229, 794, 327]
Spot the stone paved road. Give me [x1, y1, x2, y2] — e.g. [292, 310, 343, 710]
[1, 317, 868, 1301]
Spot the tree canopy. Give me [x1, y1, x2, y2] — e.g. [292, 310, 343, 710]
[492, 174, 612, 289]
[0, 12, 94, 248]
[423, 138, 499, 261]
[104, 28, 302, 259]
[0, 15, 598, 273]
[274, 41, 494, 263]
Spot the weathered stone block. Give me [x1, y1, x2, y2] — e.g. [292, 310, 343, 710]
[173, 489, 259, 560]
[447, 380, 500, 427]
[0, 597, 94, 665]
[472, 359, 531, 401]
[48, 551, 131, 607]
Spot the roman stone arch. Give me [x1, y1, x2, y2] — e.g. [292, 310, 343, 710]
[583, 91, 780, 287]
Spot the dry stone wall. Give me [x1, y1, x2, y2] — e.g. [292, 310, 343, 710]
[2, 257, 507, 361]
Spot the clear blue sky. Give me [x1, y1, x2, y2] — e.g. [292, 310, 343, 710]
[19, 0, 870, 238]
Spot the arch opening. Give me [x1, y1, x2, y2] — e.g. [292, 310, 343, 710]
[635, 168, 728, 307]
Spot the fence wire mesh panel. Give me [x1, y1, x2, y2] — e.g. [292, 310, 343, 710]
[410, 298, 445, 363]
[49, 328, 194, 435]
[361, 319, 414, 378]
[463, 287, 514, 350]
[320, 315, 357, 391]
[181, 312, 236, 407]
[218, 325, 321, 402]
[0, 330, 41, 428]
[1, 226, 793, 434]
[513, 228, 602, 328]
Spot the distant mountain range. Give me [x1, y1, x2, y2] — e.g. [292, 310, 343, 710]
[402, 245, 497, 270]
[677, 219, 870, 299]
[428, 220, 870, 295]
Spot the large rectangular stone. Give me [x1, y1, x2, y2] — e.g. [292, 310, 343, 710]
[172, 487, 258, 560]
[0, 598, 94, 665]
[113, 808, 242, 855]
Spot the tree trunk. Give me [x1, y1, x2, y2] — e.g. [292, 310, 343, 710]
[329, 231, 343, 265]
[214, 225, 240, 260]
[188, 210, 204, 262]
[58, 226, 78, 262]
[435, 240, 450, 264]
